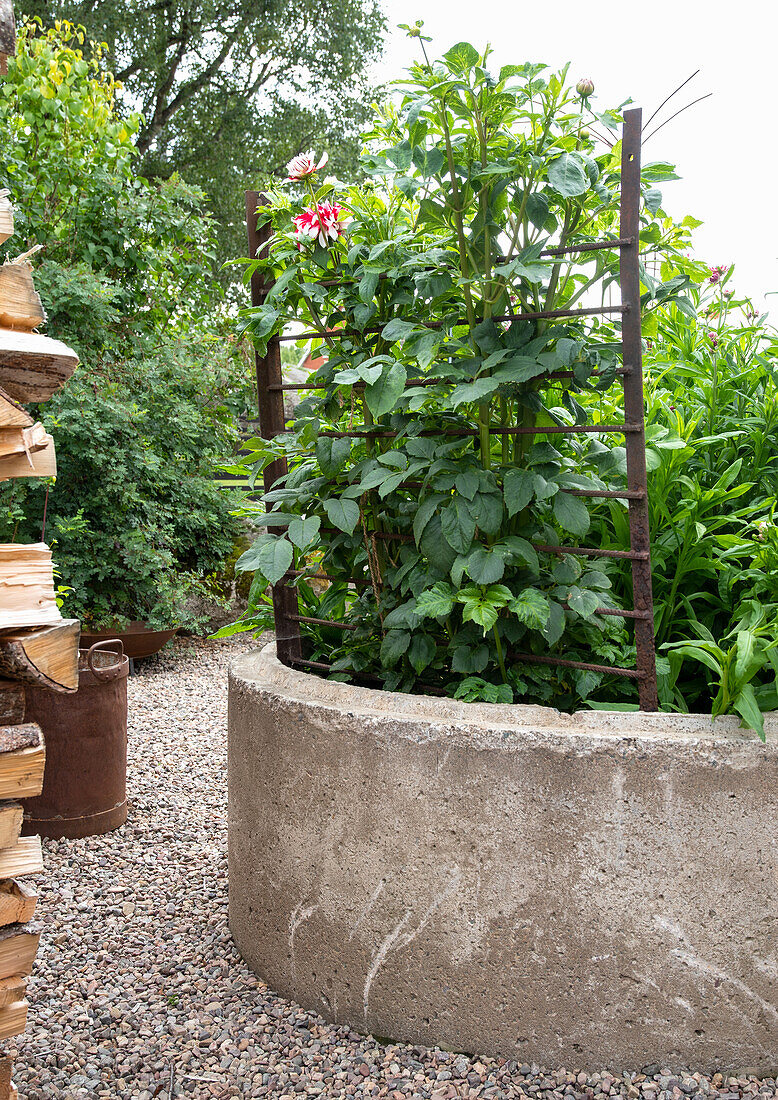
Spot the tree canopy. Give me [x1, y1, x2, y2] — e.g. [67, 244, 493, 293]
[0, 21, 248, 627]
[18, 0, 386, 265]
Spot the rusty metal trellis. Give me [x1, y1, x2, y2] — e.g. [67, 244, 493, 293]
[245, 106, 659, 710]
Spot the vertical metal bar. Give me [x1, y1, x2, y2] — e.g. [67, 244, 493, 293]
[618, 111, 658, 710]
[245, 191, 302, 665]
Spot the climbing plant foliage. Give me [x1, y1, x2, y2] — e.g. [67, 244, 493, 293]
[228, 38, 693, 706]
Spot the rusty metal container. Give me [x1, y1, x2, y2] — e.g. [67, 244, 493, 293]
[22, 641, 129, 839]
[80, 621, 178, 660]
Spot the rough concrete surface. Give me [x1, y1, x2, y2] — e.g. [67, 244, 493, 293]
[228, 643, 778, 1075]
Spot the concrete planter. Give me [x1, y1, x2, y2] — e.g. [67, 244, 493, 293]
[228, 643, 778, 1073]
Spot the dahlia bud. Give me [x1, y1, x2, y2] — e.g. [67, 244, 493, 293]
[576, 78, 595, 98]
[579, 127, 590, 140]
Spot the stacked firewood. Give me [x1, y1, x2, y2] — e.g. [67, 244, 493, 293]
[0, 176, 80, 1096]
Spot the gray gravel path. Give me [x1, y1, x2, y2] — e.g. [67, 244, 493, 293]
[8, 638, 777, 1099]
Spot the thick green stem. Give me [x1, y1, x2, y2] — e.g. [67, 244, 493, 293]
[479, 401, 491, 469]
[493, 623, 508, 684]
[439, 108, 478, 331]
[500, 396, 509, 465]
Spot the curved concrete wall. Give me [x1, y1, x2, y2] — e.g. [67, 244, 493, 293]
[228, 644, 778, 1073]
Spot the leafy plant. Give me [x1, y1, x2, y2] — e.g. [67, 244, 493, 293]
[0, 345, 245, 629]
[222, 36, 778, 739]
[0, 21, 253, 628]
[223, 39, 690, 709]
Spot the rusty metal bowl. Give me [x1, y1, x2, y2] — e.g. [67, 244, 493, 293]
[79, 620, 178, 660]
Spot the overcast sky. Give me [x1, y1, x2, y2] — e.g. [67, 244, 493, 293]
[372, 0, 775, 306]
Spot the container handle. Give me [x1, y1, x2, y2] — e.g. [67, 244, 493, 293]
[86, 639, 125, 682]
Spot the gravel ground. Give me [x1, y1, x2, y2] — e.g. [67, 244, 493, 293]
[8, 637, 777, 1099]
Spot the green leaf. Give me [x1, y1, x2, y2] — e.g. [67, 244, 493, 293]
[465, 546, 505, 585]
[580, 569, 611, 590]
[245, 302, 279, 340]
[408, 633, 436, 674]
[237, 534, 293, 585]
[453, 676, 512, 703]
[324, 497, 360, 534]
[733, 684, 765, 741]
[469, 492, 504, 536]
[542, 599, 566, 645]
[383, 601, 422, 629]
[287, 516, 320, 551]
[377, 470, 409, 498]
[441, 498, 476, 555]
[573, 669, 603, 698]
[553, 555, 581, 584]
[662, 642, 724, 677]
[413, 494, 444, 544]
[365, 362, 407, 417]
[359, 270, 380, 302]
[352, 461, 394, 493]
[455, 469, 480, 500]
[419, 514, 457, 573]
[644, 187, 662, 214]
[452, 644, 489, 673]
[566, 586, 600, 620]
[382, 318, 421, 342]
[316, 437, 351, 477]
[412, 329, 443, 368]
[503, 468, 535, 516]
[508, 588, 550, 630]
[385, 141, 412, 171]
[381, 630, 411, 667]
[448, 376, 500, 408]
[499, 536, 539, 572]
[493, 245, 550, 284]
[493, 356, 548, 384]
[443, 41, 480, 72]
[460, 599, 500, 633]
[734, 630, 760, 684]
[584, 701, 640, 712]
[415, 582, 456, 619]
[525, 191, 549, 229]
[547, 153, 589, 198]
[356, 362, 385, 384]
[553, 492, 591, 536]
[532, 473, 559, 500]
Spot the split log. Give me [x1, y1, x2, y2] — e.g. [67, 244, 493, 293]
[0, 807, 22, 852]
[0, 421, 49, 459]
[0, 330, 79, 402]
[0, 687, 23, 727]
[0, 839, 42, 881]
[0, 544, 61, 631]
[0, 738, 45, 801]
[0, 387, 31, 430]
[0, 195, 12, 247]
[0, 1000, 27, 1042]
[0, 620, 79, 692]
[0, 255, 46, 331]
[0, 977, 25, 1010]
[0, 725, 39, 755]
[0, 434, 56, 482]
[0, 924, 40, 979]
[0, 883, 36, 928]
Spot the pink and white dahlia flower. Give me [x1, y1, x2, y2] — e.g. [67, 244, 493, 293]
[286, 150, 329, 182]
[292, 201, 346, 248]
